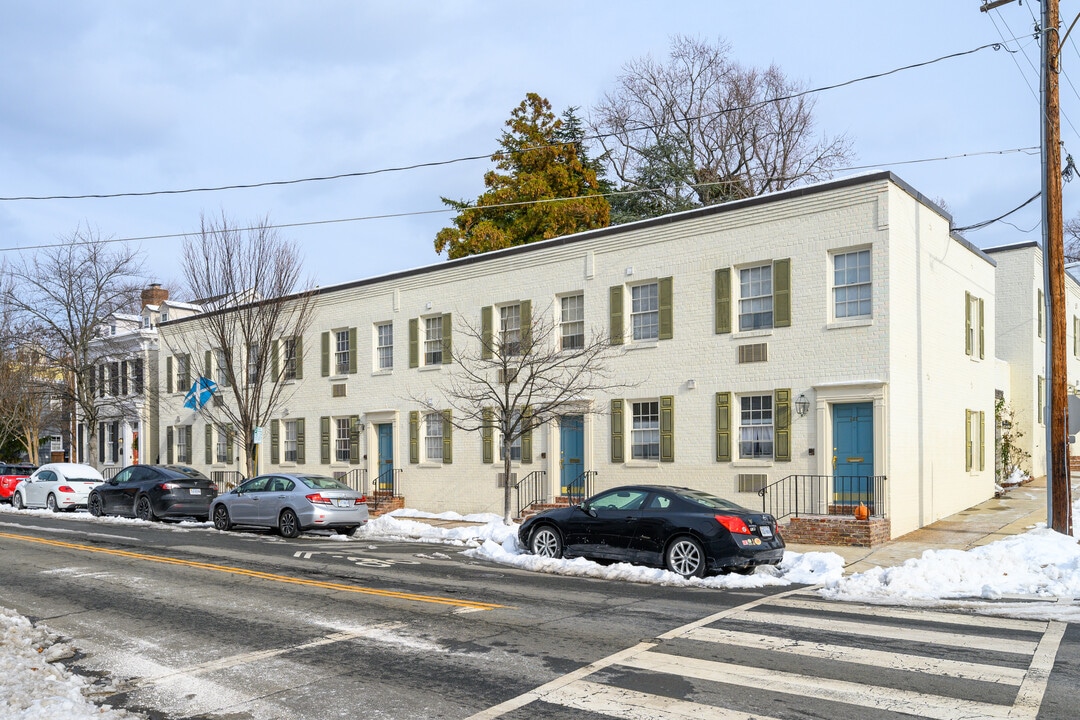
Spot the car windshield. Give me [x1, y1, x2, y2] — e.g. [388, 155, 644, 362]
[675, 489, 749, 512]
[297, 475, 350, 490]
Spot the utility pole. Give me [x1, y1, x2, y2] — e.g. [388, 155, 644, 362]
[984, 0, 1072, 534]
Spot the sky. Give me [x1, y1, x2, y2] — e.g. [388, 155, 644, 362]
[0, 2, 1068, 295]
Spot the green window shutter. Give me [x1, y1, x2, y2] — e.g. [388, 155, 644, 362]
[204, 350, 212, 378]
[321, 331, 330, 376]
[409, 411, 419, 464]
[521, 406, 533, 464]
[715, 268, 731, 334]
[964, 291, 972, 356]
[773, 259, 791, 328]
[409, 319, 419, 368]
[442, 313, 453, 363]
[442, 409, 453, 464]
[659, 395, 674, 462]
[520, 300, 532, 351]
[610, 399, 624, 463]
[226, 424, 234, 464]
[320, 416, 331, 464]
[348, 327, 358, 374]
[294, 335, 304, 379]
[166, 356, 174, 393]
[658, 277, 673, 340]
[205, 424, 213, 465]
[270, 420, 280, 465]
[296, 419, 306, 463]
[965, 410, 973, 471]
[716, 392, 731, 462]
[271, 340, 279, 380]
[481, 306, 493, 359]
[167, 426, 174, 465]
[978, 297, 985, 359]
[481, 408, 494, 464]
[774, 388, 791, 461]
[349, 414, 360, 464]
[978, 410, 985, 471]
[609, 286, 624, 345]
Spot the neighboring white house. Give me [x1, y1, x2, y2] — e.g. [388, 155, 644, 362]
[156, 172, 1000, 539]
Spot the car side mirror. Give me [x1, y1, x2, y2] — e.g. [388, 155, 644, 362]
[107, 478, 119, 485]
[579, 502, 596, 518]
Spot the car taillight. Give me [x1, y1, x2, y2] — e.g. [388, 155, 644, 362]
[356, 496, 367, 504]
[306, 493, 332, 505]
[57, 485, 74, 493]
[158, 482, 181, 490]
[715, 515, 751, 535]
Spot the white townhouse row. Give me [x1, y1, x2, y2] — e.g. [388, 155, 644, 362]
[86, 170, 1006, 541]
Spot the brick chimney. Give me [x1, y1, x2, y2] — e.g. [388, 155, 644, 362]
[141, 283, 169, 308]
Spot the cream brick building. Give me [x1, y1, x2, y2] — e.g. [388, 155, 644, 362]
[156, 172, 1000, 539]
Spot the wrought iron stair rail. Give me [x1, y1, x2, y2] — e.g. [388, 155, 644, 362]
[563, 470, 597, 506]
[371, 468, 403, 511]
[513, 470, 546, 518]
[337, 468, 367, 493]
[758, 474, 888, 521]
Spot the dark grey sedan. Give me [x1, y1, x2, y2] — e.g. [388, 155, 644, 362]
[88, 465, 216, 521]
[210, 473, 369, 538]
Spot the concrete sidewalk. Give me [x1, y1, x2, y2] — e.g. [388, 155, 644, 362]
[786, 476, 1067, 574]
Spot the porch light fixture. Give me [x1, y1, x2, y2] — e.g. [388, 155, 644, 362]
[353, 419, 365, 434]
[795, 393, 810, 417]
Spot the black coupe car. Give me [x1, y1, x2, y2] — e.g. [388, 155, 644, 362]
[518, 484, 784, 577]
[88, 465, 217, 522]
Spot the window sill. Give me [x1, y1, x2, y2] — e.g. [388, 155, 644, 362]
[626, 341, 658, 351]
[419, 365, 443, 372]
[372, 369, 393, 377]
[826, 317, 873, 330]
[328, 374, 349, 382]
[624, 460, 660, 468]
[732, 460, 774, 468]
[732, 329, 773, 340]
[417, 462, 445, 469]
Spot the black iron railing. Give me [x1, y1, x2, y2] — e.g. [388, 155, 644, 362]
[758, 474, 888, 521]
[563, 470, 597, 506]
[371, 468, 403, 511]
[102, 466, 122, 480]
[336, 468, 367, 493]
[211, 471, 246, 494]
[513, 470, 546, 517]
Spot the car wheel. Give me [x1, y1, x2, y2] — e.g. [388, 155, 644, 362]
[278, 509, 301, 538]
[11, 492, 23, 510]
[88, 493, 103, 517]
[46, 494, 59, 513]
[333, 526, 358, 537]
[212, 505, 232, 531]
[135, 495, 157, 522]
[666, 536, 706, 578]
[529, 525, 563, 558]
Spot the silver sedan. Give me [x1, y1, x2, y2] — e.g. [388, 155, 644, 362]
[210, 473, 369, 538]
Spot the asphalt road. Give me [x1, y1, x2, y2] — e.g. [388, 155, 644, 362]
[0, 510, 1077, 720]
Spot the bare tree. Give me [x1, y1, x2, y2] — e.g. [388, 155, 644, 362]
[591, 35, 853, 221]
[2, 230, 144, 468]
[170, 212, 316, 478]
[415, 307, 631, 522]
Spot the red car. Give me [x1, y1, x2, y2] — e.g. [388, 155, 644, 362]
[0, 464, 37, 503]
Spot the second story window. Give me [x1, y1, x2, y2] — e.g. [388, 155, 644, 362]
[631, 283, 659, 341]
[376, 322, 393, 370]
[335, 330, 350, 375]
[739, 265, 773, 331]
[247, 344, 260, 386]
[833, 249, 871, 319]
[560, 294, 584, 350]
[282, 337, 298, 380]
[131, 359, 144, 394]
[500, 304, 521, 355]
[175, 354, 190, 392]
[425, 316, 443, 365]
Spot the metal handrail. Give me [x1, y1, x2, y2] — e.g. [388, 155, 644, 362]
[563, 469, 597, 506]
[336, 468, 367, 493]
[758, 474, 888, 521]
[513, 470, 546, 517]
[371, 468, 402, 511]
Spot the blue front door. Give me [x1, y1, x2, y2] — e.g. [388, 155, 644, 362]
[377, 424, 393, 492]
[560, 415, 584, 498]
[833, 402, 874, 506]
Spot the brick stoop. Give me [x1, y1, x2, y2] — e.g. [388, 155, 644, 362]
[782, 515, 891, 547]
[367, 495, 404, 518]
[518, 497, 572, 521]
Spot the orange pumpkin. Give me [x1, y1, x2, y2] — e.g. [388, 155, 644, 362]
[854, 503, 870, 521]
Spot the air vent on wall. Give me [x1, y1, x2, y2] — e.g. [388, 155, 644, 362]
[737, 343, 768, 363]
[332, 383, 347, 398]
[737, 473, 768, 493]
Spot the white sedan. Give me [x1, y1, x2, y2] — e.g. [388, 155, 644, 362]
[11, 463, 104, 512]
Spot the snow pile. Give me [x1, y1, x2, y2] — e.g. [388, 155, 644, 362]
[0, 607, 133, 719]
[357, 509, 518, 546]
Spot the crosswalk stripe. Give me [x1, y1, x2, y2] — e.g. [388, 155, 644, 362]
[769, 597, 1048, 632]
[543, 679, 785, 720]
[683, 627, 1028, 684]
[617, 650, 1020, 720]
[1011, 620, 1067, 719]
[730, 608, 1038, 654]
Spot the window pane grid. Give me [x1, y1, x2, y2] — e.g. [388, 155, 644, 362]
[739, 395, 773, 458]
[216, 427, 228, 463]
[834, 250, 871, 318]
[335, 418, 350, 462]
[425, 317, 443, 365]
[284, 420, 297, 462]
[631, 283, 659, 341]
[425, 413, 443, 461]
[631, 400, 660, 460]
[377, 323, 393, 369]
[335, 330, 350, 374]
[739, 265, 773, 331]
[500, 305, 521, 355]
[283, 338, 297, 380]
[561, 294, 584, 350]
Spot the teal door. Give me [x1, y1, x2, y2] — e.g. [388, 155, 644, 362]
[833, 402, 874, 506]
[377, 424, 393, 492]
[560, 415, 584, 497]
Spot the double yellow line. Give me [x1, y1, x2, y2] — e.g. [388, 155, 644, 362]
[0, 531, 506, 612]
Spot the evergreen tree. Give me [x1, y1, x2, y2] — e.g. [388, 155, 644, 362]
[434, 94, 610, 260]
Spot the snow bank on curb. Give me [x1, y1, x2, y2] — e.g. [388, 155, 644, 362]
[0, 606, 134, 719]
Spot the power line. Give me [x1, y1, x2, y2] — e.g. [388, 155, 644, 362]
[952, 190, 1041, 232]
[0, 41, 1012, 203]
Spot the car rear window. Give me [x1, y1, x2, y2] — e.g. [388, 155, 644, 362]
[296, 475, 350, 490]
[161, 466, 211, 481]
[675, 489, 749, 512]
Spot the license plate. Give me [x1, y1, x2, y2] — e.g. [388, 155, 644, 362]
[189, 488, 201, 495]
[759, 526, 773, 538]
[336, 499, 351, 507]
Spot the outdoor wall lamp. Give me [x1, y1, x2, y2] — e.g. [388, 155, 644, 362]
[354, 419, 365, 433]
[795, 393, 810, 417]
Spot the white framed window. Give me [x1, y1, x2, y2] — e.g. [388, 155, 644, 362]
[424, 316, 443, 365]
[833, 249, 871, 319]
[739, 265, 773, 331]
[966, 292, 985, 359]
[335, 329, 350, 375]
[631, 400, 660, 460]
[282, 337, 298, 380]
[214, 348, 228, 385]
[500, 304, 522, 355]
[335, 417, 351, 462]
[284, 419, 298, 462]
[175, 354, 189, 392]
[631, 283, 659, 341]
[376, 322, 393, 370]
[425, 412, 443, 461]
[247, 344, 260, 386]
[739, 394, 774, 458]
[105, 423, 117, 464]
[560, 294, 584, 350]
[216, 426, 228, 464]
[176, 425, 190, 464]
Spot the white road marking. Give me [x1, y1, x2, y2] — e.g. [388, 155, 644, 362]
[770, 597, 1049, 633]
[683, 626, 1028, 684]
[1011, 620, 1067, 717]
[0, 520, 136, 542]
[543, 679, 785, 720]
